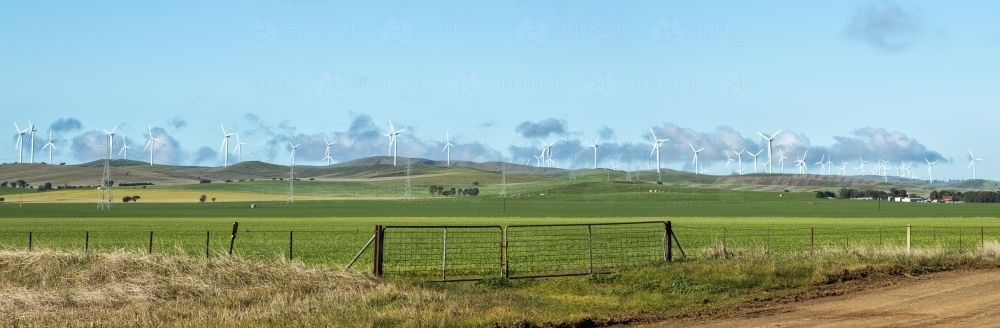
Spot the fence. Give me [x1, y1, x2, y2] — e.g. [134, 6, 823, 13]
[676, 225, 1000, 258]
[370, 221, 680, 281]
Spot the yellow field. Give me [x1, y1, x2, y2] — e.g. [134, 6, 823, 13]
[1, 189, 341, 203]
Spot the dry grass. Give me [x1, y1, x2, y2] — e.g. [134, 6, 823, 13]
[0, 250, 463, 327]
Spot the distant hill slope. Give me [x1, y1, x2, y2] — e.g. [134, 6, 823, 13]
[0, 157, 993, 192]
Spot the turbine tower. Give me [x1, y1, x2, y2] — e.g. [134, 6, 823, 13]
[144, 126, 158, 166]
[969, 150, 983, 180]
[757, 130, 780, 173]
[220, 124, 234, 167]
[589, 136, 600, 169]
[858, 157, 867, 176]
[119, 132, 130, 160]
[13, 122, 28, 163]
[104, 125, 118, 160]
[725, 152, 734, 174]
[748, 149, 763, 173]
[288, 142, 300, 204]
[689, 143, 704, 175]
[28, 121, 36, 163]
[386, 121, 404, 166]
[777, 149, 788, 174]
[814, 154, 826, 175]
[925, 158, 937, 184]
[442, 132, 453, 166]
[732, 148, 745, 175]
[323, 136, 335, 166]
[233, 133, 246, 164]
[42, 130, 55, 164]
[649, 128, 667, 182]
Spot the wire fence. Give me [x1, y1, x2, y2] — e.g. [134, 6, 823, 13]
[381, 226, 503, 281]
[676, 225, 1000, 258]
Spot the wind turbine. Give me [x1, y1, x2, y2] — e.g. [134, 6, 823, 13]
[814, 154, 826, 175]
[322, 136, 335, 166]
[925, 158, 937, 184]
[386, 121, 405, 166]
[725, 152, 734, 174]
[840, 160, 847, 176]
[858, 157, 867, 176]
[42, 130, 55, 164]
[795, 150, 808, 174]
[757, 130, 781, 173]
[777, 149, 788, 174]
[104, 125, 118, 159]
[288, 142, 300, 203]
[442, 132, 454, 166]
[589, 136, 600, 169]
[748, 149, 763, 173]
[608, 161, 619, 180]
[119, 132, 130, 160]
[649, 128, 667, 180]
[233, 133, 246, 164]
[969, 150, 983, 179]
[689, 143, 704, 175]
[13, 122, 28, 163]
[143, 126, 158, 166]
[28, 121, 36, 163]
[220, 124, 234, 167]
[732, 148, 745, 175]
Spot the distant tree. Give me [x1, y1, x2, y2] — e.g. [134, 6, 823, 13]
[0, 198, 4, 202]
[429, 185, 438, 195]
[132, 195, 140, 202]
[211, 197, 216, 202]
[199, 179, 211, 184]
[16, 180, 27, 188]
[44, 182, 52, 190]
[929, 190, 939, 200]
[470, 188, 480, 196]
[0, 181, 7, 187]
[449, 187, 456, 195]
[199, 194, 207, 203]
[122, 196, 132, 203]
[472, 181, 479, 186]
[815, 191, 825, 198]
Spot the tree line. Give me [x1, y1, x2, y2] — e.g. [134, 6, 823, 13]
[428, 185, 480, 196]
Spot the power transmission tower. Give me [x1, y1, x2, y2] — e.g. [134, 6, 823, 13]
[98, 137, 113, 209]
[287, 162, 295, 204]
[500, 162, 507, 197]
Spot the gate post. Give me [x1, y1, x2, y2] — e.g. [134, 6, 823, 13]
[665, 221, 673, 263]
[373, 225, 384, 277]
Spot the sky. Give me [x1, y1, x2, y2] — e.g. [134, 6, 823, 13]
[2, 1, 999, 180]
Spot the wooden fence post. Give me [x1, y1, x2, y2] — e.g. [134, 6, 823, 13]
[587, 225, 594, 274]
[373, 225, 384, 277]
[442, 228, 448, 281]
[906, 225, 911, 255]
[148, 231, 153, 254]
[289, 231, 294, 260]
[229, 222, 239, 256]
[205, 231, 210, 258]
[85, 231, 89, 255]
[665, 221, 673, 263]
[810, 228, 814, 255]
[28, 232, 32, 251]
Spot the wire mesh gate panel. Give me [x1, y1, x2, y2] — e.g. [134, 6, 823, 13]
[505, 221, 667, 278]
[381, 226, 503, 281]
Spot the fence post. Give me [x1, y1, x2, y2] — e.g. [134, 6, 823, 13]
[442, 228, 448, 281]
[289, 231, 294, 260]
[846, 228, 850, 250]
[906, 225, 911, 255]
[502, 227, 509, 278]
[766, 229, 771, 256]
[982, 227, 985, 250]
[229, 222, 239, 256]
[148, 231, 153, 254]
[959, 227, 963, 251]
[373, 225, 384, 277]
[587, 225, 594, 274]
[499, 227, 506, 278]
[665, 221, 673, 263]
[722, 228, 728, 259]
[85, 231, 89, 255]
[205, 231, 210, 258]
[28, 231, 32, 251]
[810, 228, 814, 256]
[879, 228, 883, 247]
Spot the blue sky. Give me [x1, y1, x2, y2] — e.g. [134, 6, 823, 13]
[2, 1, 998, 180]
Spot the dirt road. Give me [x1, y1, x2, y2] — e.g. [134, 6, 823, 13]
[655, 269, 1000, 327]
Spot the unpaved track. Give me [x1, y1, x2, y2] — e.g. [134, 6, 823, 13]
[661, 269, 1000, 327]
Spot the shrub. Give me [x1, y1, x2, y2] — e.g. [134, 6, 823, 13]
[199, 195, 207, 203]
[199, 179, 211, 184]
[122, 196, 132, 203]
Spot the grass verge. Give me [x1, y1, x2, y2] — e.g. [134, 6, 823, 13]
[4, 246, 1000, 327]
